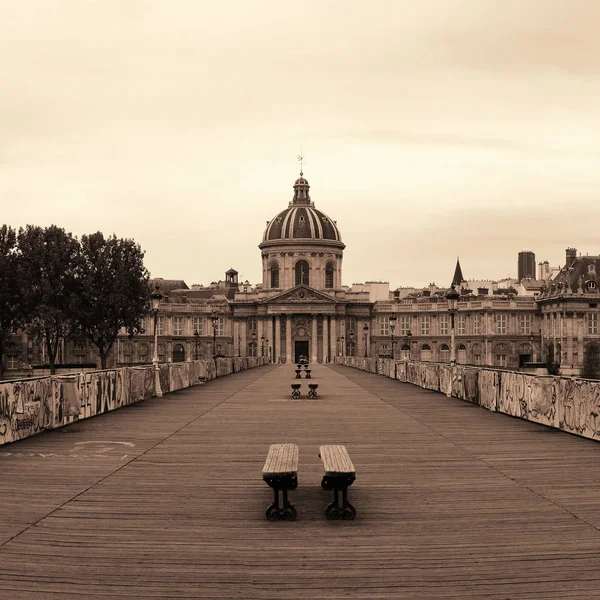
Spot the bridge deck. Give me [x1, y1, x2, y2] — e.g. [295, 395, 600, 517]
[1, 363, 600, 599]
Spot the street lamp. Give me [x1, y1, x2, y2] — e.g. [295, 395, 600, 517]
[341, 335, 345, 357]
[363, 323, 369, 357]
[210, 310, 219, 360]
[261, 334, 265, 356]
[446, 285, 460, 364]
[252, 330, 257, 357]
[389, 315, 397, 360]
[265, 338, 269, 362]
[405, 330, 412, 360]
[193, 329, 200, 361]
[237, 334, 241, 357]
[151, 285, 163, 397]
[349, 331, 354, 356]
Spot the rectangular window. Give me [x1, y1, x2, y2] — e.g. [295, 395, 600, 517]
[218, 317, 225, 336]
[496, 314, 507, 335]
[588, 313, 599, 335]
[173, 316, 184, 336]
[7, 355, 18, 369]
[457, 314, 466, 335]
[379, 316, 389, 336]
[420, 315, 430, 336]
[248, 317, 257, 332]
[400, 316, 410, 336]
[139, 318, 146, 334]
[496, 354, 508, 367]
[473, 314, 481, 335]
[192, 316, 203, 335]
[157, 316, 164, 336]
[520, 314, 532, 335]
[439, 315, 449, 336]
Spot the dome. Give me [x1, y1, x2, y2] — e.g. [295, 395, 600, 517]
[261, 175, 342, 244]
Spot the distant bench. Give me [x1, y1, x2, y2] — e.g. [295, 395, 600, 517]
[319, 445, 356, 520]
[262, 443, 299, 521]
[290, 382, 319, 399]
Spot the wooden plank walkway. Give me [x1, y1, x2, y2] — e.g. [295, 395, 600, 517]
[1, 362, 600, 599]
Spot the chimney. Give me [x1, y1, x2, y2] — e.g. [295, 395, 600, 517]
[565, 248, 577, 267]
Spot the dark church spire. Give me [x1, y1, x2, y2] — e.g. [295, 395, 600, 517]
[452, 258, 465, 287]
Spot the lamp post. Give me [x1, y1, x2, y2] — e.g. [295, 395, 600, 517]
[341, 335, 345, 357]
[260, 334, 265, 357]
[210, 310, 219, 360]
[363, 323, 369, 357]
[252, 330, 257, 357]
[237, 334, 241, 357]
[405, 330, 412, 360]
[151, 286, 163, 397]
[265, 338, 269, 362]
[193, 329, 200, 360]
[348, 331, 354, 356]
[446, 285, 460, 364]
[389, 315, 397, 360]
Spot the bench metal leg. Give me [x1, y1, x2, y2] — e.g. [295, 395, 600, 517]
[322, 475, 356, 520]
[308, 388, 318, 399]
[264, 475, 298, 521]
[291, 388, 301, 399]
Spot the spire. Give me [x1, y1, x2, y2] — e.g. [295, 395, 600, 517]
[451, 258, 464, 287]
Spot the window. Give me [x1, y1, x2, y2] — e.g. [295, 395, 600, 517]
[157, 316, 164, 336]
[400, 344, 410, 359]
[400, 316, 410, 336]
[520, 314, 532, 335]
[495, 343, 508, 367]
[139, 343, 149, 362]
[172, 343, 185, 363]
[472, 314, 481, 335]
[217, 317, 225, 336]
[496, 314, 507, 335]
[123, 343, 133, 360]
[472, 343, 482, 365]
[378, 343, 390, 358]
[457, 314, 466, 335]
[325, 262, 335, 288]
[378, 316, 389, 336]
[588, 281, 598, 292]
[439, 344, 450, 362]
[420, 344, 432, 361]
[192, 316, 203, 335]
[439, 315, 449, 336]
[138, 318, 146, 334]
[420, 315, 430, 336]
[173, 316, 185, 336]
[457, 344, 467, 364]
[270, 262, 280, 288]
[248, 342, 257, 357]
[248, 318, 257, 335]
[158, 343, 166, 362]
[295, 260, 310, 286]
[588, 313, 599, 335]
[6, 355, 18, 369]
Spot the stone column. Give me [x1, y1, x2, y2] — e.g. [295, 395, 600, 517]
[257, 317, 264, 357]
[275, 316, 281, 363]
[331, 316, 338, 357]
[311, 315, 318, 363]
[241, 319, 247, 357]
[233, 320, 239, 357]
[322, 316, 329, 363]
[285, 314, 292, 363]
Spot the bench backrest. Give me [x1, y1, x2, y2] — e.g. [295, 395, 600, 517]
[263, 443, 299, 476]
[319, 445, 355, 475]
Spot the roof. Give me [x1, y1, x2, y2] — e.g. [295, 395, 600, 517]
[150, 278, 189, 295]
[261, 175, 342, 244]
[451, 259, 465, 286]
[548, 255, 600, 294]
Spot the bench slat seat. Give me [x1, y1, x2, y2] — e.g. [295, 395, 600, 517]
[263, 443, 299, 476]
[320, 445, 355, 475]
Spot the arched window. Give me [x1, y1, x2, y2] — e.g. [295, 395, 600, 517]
[400, 344, 410, 360]
[439, 344, 450, 362]
[495, 343, 508, 367]
[378, 343, 390, 358]
[158, 344, 166, 363]
[173, 343, 185, 363]
[325, 262, 335, 289]
[295, 260, 310, 286]
[457, 344, 467, 364]
[472, 343, 482, 365]
[139, 343, 149, 363]
[420, 344, 432, 362]
[270, 262, 280, 289]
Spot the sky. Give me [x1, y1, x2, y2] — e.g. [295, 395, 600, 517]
[1, 0, 599, 289]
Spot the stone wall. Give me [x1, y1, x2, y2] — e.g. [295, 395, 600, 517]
[334, 357, 600, 442]
[0, 357, 269, 447]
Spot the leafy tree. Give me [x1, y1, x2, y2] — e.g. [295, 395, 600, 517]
[71, 232, 150, 369]
[0, 226, 24, 379]
[582, 342, 600, 380]
[18, 225, 81, 375]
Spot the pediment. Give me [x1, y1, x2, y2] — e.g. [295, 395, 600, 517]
[263, 285, 337, 305]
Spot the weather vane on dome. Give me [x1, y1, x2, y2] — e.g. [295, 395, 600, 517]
[297, 145, 305, 176]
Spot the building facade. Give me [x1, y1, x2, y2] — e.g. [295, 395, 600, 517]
[2, 177, 600, 378]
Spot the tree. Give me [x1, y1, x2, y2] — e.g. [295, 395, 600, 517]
[18, 225, 81, 375]
[0, 226, 24, 380]
[71, 232, 150, 369]
[582, 342, 600, 380]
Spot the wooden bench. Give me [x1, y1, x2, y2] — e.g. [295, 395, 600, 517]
[262, 443, 299, 521]
[290, 383, 302, 399]
[308, 383, 319, 399]
[319, 445, 356, 520]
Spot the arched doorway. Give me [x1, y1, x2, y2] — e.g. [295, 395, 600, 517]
[172, 343, 185, 363]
